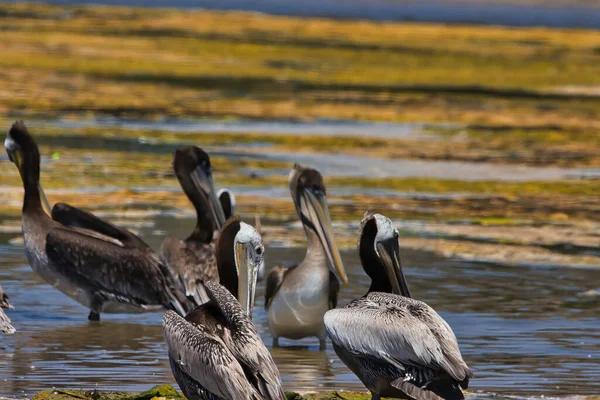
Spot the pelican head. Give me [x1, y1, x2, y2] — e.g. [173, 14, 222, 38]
[215, 216, 264, 318]
[358, 211, 410, 297]
[289, 164, 347, 285]
[174, 146, 226, 231]
[217, 188, 236, 219]
[5, 121, 51, 215]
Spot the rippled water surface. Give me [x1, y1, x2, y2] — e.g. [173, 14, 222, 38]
[0, 213, 599, 398]
[25, 119, 600, 182]
[0, 120, 599, 398]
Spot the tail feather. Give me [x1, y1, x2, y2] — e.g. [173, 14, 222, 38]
[257, 372, 286, 400]
[391, 376, 464, 400]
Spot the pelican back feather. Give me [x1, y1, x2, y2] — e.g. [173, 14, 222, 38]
[205, 281, 285, 400]
[162, 310, 263, 400]
[324, 293, 471, 392]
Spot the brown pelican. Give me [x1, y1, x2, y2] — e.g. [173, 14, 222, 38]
[0, 284, 15, 334]
[214, 188, 266, 282]
[5, 121, 190, 321]
[163, 216, 285, 400]
[265, 164, 347, 350]
[324, 212, 472, 400]
[159, 146, 227, 305]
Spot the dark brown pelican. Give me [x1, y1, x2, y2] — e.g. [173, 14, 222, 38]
[5, 121, 190, 321]
[163, 216, 285, 400]
[265, 164, 347, 350]
[159, 146, 227, 305]
[324, 212, 472, 400]
[0, 284, 15, 334]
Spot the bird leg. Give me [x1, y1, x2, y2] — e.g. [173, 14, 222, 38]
[88, 295, 104, 321]
[319, 338, 327, 351]
[88, 311, 100, 321]
[371, 394, 381, 400]
[272, 337, 280, 348]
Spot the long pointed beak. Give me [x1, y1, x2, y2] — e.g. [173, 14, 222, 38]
[190, 166, 226, 229]
[376, 239, 410, 297]
[235, 241, 258, 319]
[301, 189, 348, 285]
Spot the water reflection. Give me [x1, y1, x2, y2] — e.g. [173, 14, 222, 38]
[2, 322, 172, 394]
[0, 215, 599, 397]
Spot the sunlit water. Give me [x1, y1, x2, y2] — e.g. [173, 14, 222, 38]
[0, 213, 599, 398]
[27, 119, 600, 182]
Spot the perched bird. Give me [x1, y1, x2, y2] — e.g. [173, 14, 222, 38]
[160, 146, 227, 305]
[0, 284, 16, 334]
[5, 121, 190, 321]
[163, 216, 285, 400]
[265, 164, 347, 350]
[324, 212, 472, 400]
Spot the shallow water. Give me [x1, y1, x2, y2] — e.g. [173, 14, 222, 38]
[0, 118, 598, 397]
[261, 151, 599, 182]
[0, 213, 599, 398]
[29, 119, 600, 182]
[52, 117, 444, 141]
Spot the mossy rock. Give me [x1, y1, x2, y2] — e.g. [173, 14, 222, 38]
[289, 392, 372, 400]
[33, 386, 183, 400]
[134, 385, 183, 400]
[32, 388, 380, 400]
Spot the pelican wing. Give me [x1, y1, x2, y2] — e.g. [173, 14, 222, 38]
[162, 310, 263, 400]
[52, 203, 150, 250]
[187, 241, 218, 281]
[160, 237, 214, 305]
[45, 227, 187, 315]
[205, 281, 285, 400]
[324, 292, 471, 383]
[264, 264, 296, 309]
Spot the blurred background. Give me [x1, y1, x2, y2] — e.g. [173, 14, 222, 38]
[0, 0, 599, 398]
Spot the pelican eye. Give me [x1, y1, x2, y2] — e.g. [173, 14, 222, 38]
[255, 246, 263, 255]
[394, 230, 399, 239]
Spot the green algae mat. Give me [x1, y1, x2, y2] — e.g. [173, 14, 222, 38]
[32, 385, 373, 400]
[31, 385, 600, 400]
